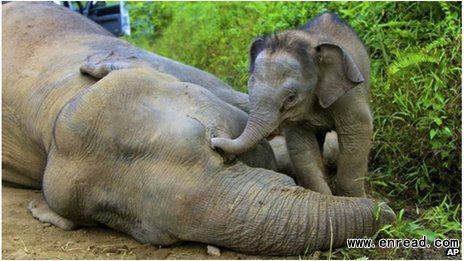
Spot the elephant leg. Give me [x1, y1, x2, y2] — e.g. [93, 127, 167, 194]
[322, 131, 339, 170]
[285, 125, 332, 195]
[28, 194, 78, 230]
[335, 112, 372, 197]
[335, 131, 371, 197]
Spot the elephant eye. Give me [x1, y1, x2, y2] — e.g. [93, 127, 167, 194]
[286, 94, 297, 104]
[282, 93, 298, 112]
[287, 94, 296, 102]
[281, 94, 297, 113]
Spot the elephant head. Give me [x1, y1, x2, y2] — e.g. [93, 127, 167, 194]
[211, 13, 367, 154]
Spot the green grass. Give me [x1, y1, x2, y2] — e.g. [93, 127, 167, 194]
[125, 2, 462, 259]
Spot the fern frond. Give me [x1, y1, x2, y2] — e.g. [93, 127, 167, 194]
[388, 51, 439, 76]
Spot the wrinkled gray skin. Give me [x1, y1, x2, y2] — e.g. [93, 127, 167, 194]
[3, 3, 394, 255]
[212, 13, 372, 197]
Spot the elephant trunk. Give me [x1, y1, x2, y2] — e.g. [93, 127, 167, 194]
[184, 164, 395, 255]
[211, 111, 278, 155]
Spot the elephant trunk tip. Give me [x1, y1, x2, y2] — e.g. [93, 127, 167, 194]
[211, 115, 279, 155]
[374, 201, 396, 227]
[211, 137, 250, 155]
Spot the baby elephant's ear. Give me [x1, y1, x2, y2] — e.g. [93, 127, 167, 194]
[249, 37, 266, 73]
[315, 43, 365, 108]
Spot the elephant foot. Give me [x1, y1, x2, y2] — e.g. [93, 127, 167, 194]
[309, 182, 333, 195]
[206, 245, 221, 257]
[80, 60, 133, 79]
[296, 168, 333, 195]
[335, 184, 366, 198]
[28, 195, 78, 230]
[79, 51, 150, 79]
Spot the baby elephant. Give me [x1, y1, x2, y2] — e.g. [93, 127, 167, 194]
[212, 13, 372, 197]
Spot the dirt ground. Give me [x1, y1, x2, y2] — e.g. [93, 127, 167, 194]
[2, 186, 299, 260]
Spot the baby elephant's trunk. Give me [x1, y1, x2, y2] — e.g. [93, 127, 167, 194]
[211, 114, 277, 154]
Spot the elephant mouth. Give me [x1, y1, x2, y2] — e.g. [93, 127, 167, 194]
[266, 128, 282, 140]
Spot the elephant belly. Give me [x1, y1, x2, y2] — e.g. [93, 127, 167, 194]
[2, 105, 46, 188]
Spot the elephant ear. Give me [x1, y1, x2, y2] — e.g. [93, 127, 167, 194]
[249, 38, 266, 73]
[315, 43, 365, 108]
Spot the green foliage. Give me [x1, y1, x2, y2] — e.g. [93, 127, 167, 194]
[124, 2, 172, 50]
[125, 2, 462, 258]
[378, 196, 461, 241]
[364, 2, 461, 208]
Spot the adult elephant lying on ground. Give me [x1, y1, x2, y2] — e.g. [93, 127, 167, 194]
[2, 2, 394, 255]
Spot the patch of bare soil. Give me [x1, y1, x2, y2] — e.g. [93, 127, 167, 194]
[2, 187, 299, 260]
